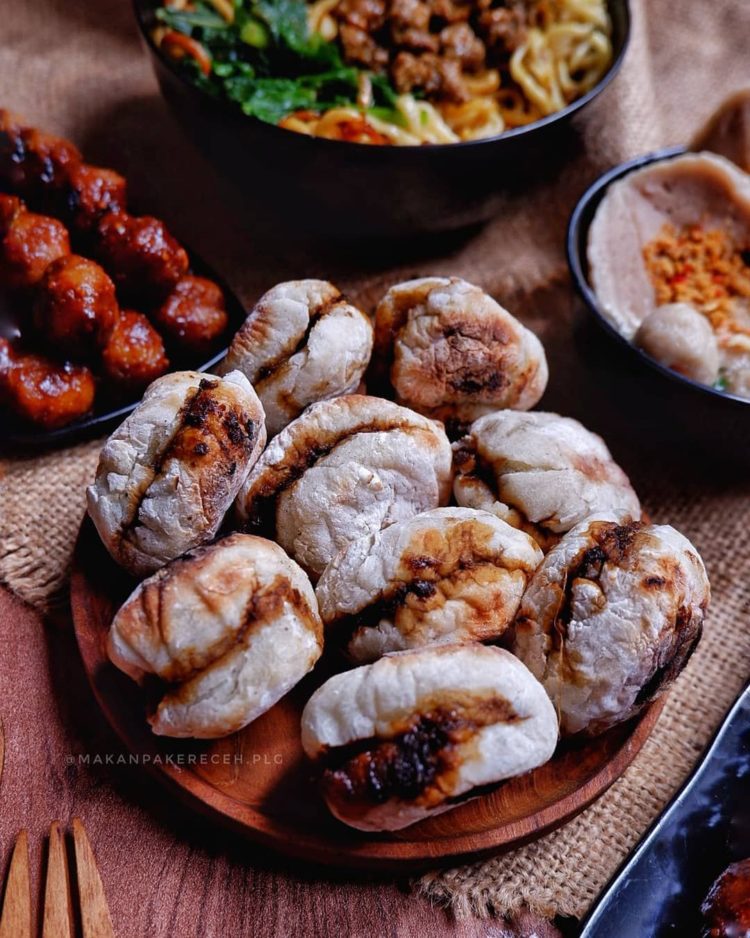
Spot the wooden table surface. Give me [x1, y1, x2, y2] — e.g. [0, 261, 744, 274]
[0, 586, 566, 938]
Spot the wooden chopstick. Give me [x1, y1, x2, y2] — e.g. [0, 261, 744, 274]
[42, 822, 74, 938]
[72, 818, 116, 938]
[0, 829, 31, 938]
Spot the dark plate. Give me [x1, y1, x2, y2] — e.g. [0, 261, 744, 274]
[132, 0, 631, 238]
[0, 251, 243, 450]
[580, 683, 750, 937]
[566, 147, 750, 468]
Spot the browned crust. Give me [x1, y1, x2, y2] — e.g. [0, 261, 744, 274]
[333, 519, 530, 647]
[452, 435, 560, 550]
[116, 533, 322, 688]
[515, 522, 644, 671]
[120, 378, 262, 546]
[252, 287, 348, 387]
[160, 574, 321, 691]
[516, 520, 706, 713]
[319, 692, 522, 816]
[242, 405, 443, 529]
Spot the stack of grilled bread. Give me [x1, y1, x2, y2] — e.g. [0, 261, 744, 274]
[87, 276, 710, 832]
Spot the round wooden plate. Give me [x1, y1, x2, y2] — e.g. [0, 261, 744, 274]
[71, 518, 664, 871]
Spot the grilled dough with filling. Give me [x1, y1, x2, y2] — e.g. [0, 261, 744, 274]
[453, 410, 640, 550]
[316, 507, 543, 663]
[108, 533, 323, 738]
[512, 514, 710, 736]
[87, 370, 266, 577]
[219, 280, 373, 436]
[235, 394, 453, 578]
[372, 277, 548, 429]
[301, 644, 558, 831]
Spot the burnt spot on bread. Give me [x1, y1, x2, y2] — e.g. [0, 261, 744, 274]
[242, 406, 433, 530]
[118, 378, 261, 548]
[336, 521, 532, 650]
[634, 603, 703, 707]
[453, 435, 558, 548]
[145, 555, 321, 689]
[546, 521, 644, 653]
[253, 288, 346, 385]
[319, 693, 521, 812]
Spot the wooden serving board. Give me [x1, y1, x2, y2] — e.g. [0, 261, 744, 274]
[71, 518, 664, 871]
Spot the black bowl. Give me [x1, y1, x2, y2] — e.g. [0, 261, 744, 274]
[567, 147, 750, 470]
[132, 0, 631, 239]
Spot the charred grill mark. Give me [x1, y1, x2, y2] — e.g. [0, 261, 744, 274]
[332, 522, 523, 642]
[549, 521, 644, 649]
[450, 371, 504, 394]
[120, 378, 259, 545]
[243, 415, 423, 530]
[255, 291, 345, 386]
[116, 381, 203, 540]
[320, 695, 521, 808]
[223, 409, 248, 446]
[634, 603, 703, 706]
[335, 577, 439, 641]
[155, 569, 320, 689]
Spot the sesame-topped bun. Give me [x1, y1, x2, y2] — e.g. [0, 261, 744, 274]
[372, 277, 548, 430]
[108, 533, 323, 738]
[453, 410, 640, 550]
[301, 644, 558, 831]
[219, 279, 373, 436]
[316, 507, 543, 663]
[512, 514, 710, 736]
[235, 394, 453, 579]
[87, 370, 266, 577]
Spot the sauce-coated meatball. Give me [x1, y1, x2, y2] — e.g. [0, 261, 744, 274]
[0, 193, 23, 236]
[702, 858, 750, 938]
[0, 208, 70, 289]
[96, 212, 189, 298]
[153, 275, 228, 351]
[0, 338, 96, 429]
[34, 255, 119, 354]
[65, 163, 127, 232]
[101, 309, 169, 388]
[2, 125, 80, 197]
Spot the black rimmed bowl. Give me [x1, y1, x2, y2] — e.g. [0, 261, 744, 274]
[567, 147, 750, 470]
[132, 0, 631, 239]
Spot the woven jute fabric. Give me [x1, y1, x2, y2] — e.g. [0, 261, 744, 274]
[1, 0, 750, 921]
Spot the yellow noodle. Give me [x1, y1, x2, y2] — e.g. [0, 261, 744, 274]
[288, 0, 614, 144]
[205, 0, 234, 23]
[395, 95, 459, 144]
[307, 0, 341, 40]
[440, 98, 505, 141]
[463, 69, 502, 97]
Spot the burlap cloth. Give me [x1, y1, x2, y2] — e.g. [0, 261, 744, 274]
[2, 0, 750, 922]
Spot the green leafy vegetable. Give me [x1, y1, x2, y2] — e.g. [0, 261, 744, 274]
[154, 0, 401, 127]
[255, 0, 308, 51]
[155, 3, 228, 33]
[225, 77, 317, 121]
